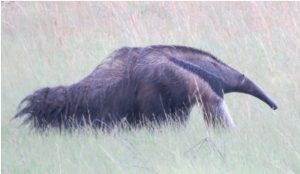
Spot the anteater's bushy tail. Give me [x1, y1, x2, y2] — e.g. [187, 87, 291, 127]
[11, 86, 87, 131]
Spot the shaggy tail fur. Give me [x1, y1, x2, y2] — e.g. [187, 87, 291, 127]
[11, 86, 90, 131]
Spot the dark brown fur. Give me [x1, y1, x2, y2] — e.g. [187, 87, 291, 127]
[13, 45, 277, 132]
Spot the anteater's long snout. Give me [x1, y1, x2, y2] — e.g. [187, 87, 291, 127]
[235, 76, 278, 110]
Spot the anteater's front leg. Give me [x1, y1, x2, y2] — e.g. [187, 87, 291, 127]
[202, 96, 234, 128]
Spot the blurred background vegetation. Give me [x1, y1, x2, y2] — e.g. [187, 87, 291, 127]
[2, 2, 300, 173]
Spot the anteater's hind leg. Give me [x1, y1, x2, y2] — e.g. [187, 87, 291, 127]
[202, 97, 234, 128]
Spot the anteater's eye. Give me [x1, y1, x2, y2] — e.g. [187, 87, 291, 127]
[211, 61, 218, 67]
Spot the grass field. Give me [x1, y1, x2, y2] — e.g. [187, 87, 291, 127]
[2, 2, 300, 174]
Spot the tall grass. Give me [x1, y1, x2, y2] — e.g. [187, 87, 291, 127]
[2, 2, 300, 173]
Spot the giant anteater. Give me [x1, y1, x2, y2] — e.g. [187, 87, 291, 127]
[12, 45, 278, 131]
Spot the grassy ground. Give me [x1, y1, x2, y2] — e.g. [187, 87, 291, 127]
[2, 2, 300, 174]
